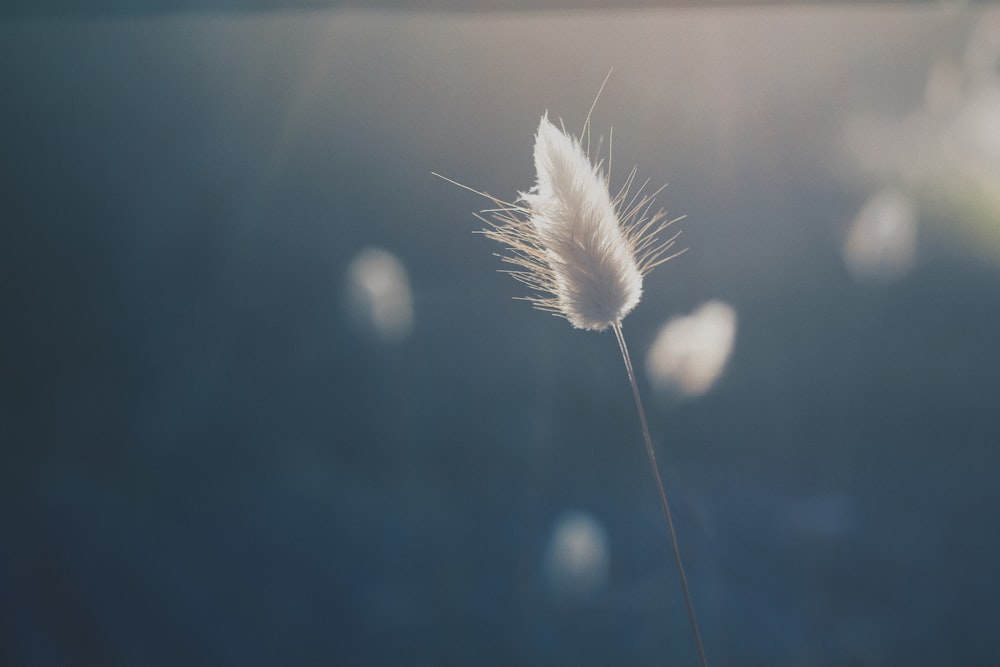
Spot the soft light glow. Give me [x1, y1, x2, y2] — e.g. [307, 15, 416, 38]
[645, 300, 737, 398]
[845, 11, 1000, 262]
[345, 247, 414, 343]
[544, 511, 609, 598]
[843, 189, 917, 282]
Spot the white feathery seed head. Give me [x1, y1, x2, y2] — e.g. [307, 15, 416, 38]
[435, 98, 682, 331]
[522, 115, 644, 330]
[484, 114, 681, 331]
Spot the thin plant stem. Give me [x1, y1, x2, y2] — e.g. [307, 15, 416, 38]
[612, 322, 709, 667]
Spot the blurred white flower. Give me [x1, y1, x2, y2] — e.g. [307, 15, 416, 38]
[843, 189, 918, 282]
[544, 511, 609, 598]
[645, 301, 737, 398]
[345, 247, 414, 343]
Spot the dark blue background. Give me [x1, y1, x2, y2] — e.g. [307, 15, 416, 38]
[2, 8, 1000, 666]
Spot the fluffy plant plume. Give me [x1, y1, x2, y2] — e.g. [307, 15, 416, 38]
[435, 97, 708, 667]
[467, 114, 681, 331]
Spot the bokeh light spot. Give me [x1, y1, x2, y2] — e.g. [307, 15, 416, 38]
[544, 511, 609, 599]
[345, 247, 414, 343]
[645, 300, 737, 398]
[843, 189, 917, 282]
